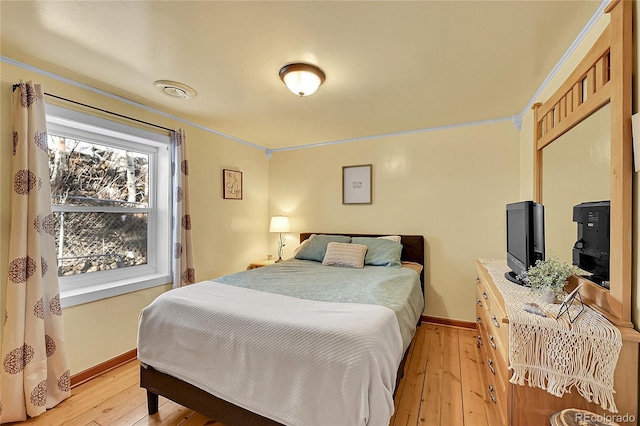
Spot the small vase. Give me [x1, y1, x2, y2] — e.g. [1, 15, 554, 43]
[541, 290, 557, 304]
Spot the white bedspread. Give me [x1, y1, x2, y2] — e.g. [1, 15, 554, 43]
[137, 281, 404, 426]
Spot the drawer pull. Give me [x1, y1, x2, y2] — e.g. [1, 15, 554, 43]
[488, 358, 495, 375]
[489, 334, 497, 349]
[477, 335, 483, 347]
[476, 277, 480, 285]
[476, 316, 482, 325]
[477, 299, 483, 307]
[491, 315, 500, 328]
[488, 385, 497, 403]
[482, 291, 488, 300]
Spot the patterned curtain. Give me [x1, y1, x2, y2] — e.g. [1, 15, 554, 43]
[0, 82, 70, 422]
[172, 129, 195, 288]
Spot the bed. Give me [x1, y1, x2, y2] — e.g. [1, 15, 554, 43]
[137, 233, 425, 426]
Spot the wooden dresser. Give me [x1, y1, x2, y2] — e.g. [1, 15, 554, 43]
[475, 260, 639, 426]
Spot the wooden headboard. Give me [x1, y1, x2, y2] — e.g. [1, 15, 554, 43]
[299, 233, 425, 292]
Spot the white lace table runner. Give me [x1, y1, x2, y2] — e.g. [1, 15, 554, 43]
[479, 259, 622, 412]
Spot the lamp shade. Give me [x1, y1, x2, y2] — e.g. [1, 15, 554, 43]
[269, 216, 290, 233]
[279, 63, 325, 97]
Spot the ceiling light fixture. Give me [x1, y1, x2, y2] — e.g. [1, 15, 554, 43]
[153, 80, 197, 100]
[279, 63, 325, 97]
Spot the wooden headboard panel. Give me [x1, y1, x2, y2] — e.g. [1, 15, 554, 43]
[299, 233, 425, 292]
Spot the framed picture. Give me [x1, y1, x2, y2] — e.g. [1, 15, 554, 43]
[342, 164, 372, 204]
[223, 169, 243, 200]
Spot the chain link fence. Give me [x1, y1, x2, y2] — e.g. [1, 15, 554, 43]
[54, 211, 148, 276]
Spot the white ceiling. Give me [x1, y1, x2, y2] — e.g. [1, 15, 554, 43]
[1, 1, 602, 150]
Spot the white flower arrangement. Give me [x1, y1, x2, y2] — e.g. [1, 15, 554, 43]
[517, 255, 580, 296]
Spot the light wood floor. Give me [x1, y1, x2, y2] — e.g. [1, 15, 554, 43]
[10, 324, 491, 426]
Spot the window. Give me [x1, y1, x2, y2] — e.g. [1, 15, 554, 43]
[45, 104, 172, 307]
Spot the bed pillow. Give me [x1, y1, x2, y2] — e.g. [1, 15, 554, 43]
[295, 234, 352, 262]
[351, 237, 402, 267]
[378, 235, 401, 243]
[292, 239, 309, 258]
[401, 261, 424, 274]
[322, 242, 367, 268]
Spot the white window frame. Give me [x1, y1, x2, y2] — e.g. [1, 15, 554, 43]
[45, 104, 172, 308]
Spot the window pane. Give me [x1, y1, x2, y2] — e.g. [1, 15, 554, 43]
[53, 212, 148, 276]
[48, 135, 149, 207]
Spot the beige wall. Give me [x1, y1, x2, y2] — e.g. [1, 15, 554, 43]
[269, 122, 520, 322]
[0, 62, 270, 373]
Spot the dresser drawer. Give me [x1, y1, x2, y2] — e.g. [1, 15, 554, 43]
[476, 319, 507, 426]
[476, 274, 508, 355]
[476, 307, 508, 391]
[475, 275, 493, 313]
[486, 309, 508, 363]
[476, 267, 506, 308]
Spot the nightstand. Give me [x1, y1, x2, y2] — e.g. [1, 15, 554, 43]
[247, 259, 277, 270]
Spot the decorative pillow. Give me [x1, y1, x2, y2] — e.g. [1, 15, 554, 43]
[295, 234, 352, 262]
[322, 242, 367, 268]
[351, 237, 402, 267]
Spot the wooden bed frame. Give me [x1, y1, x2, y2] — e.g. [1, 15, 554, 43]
[140, 233, 424, 425]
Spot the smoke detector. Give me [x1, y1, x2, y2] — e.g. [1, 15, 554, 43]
[153, 80, 197, 100]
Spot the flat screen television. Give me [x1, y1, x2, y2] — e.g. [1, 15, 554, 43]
[573, 201, 610, 288]
[505, 201, 545, 285]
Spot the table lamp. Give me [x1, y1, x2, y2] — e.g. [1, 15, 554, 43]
[269, 216, 290, 262]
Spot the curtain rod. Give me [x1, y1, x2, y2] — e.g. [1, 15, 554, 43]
[45, 93, 174, 133]
[13, 83, 173, 133]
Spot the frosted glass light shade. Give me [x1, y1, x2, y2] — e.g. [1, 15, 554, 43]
[269, 216, 290, 233]
[279, 63, 325, 97]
